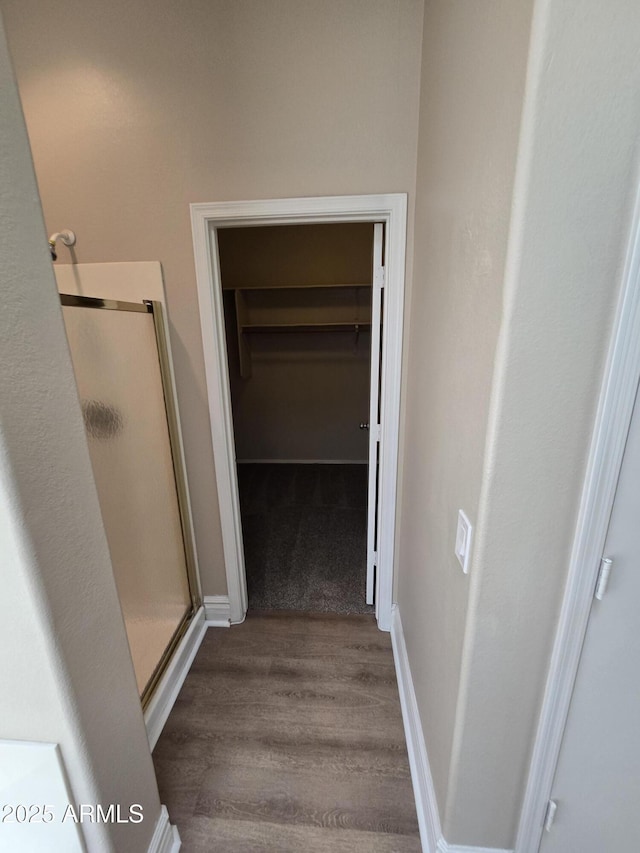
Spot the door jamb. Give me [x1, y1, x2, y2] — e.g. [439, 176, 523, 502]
[190, 194, 408, 630]
[515, 184, 640, 852]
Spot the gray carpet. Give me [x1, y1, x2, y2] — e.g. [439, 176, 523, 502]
[237, 463, 373, 615]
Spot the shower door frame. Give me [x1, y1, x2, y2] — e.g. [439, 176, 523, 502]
[60, 294, 202, 706]
[191, 194, 407, 632]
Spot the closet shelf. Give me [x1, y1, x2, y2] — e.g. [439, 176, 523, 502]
[242, 322, 371, 334]
[233, 282, 373, 377]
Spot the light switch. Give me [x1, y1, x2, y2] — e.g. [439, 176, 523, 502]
[455, 510, 472, 574]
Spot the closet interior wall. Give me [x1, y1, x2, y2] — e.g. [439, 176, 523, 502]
[219, 224, 374, 463]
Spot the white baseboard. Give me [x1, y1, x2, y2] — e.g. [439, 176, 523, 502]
[148, 805, 180, 852]
[236, 459, 368, 464]
[438, 843, 513, 853]
[391, 604, 441, 852]
[391, 605, 513, 853]
[204, 595, 232, 626]
[144, 607, 207, 751]
[145, 600, 233, 750]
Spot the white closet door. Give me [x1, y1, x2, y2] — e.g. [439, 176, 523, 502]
[539, 386, 640, 852]
[366, 223, 384, 605]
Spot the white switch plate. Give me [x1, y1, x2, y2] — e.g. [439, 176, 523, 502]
[455, 510, 473, 574]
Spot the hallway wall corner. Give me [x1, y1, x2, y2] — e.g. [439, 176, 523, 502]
[390, 605, 514, 853]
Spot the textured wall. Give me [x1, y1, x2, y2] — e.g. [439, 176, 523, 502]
[399, 0, 640, 848]
[397, 0, 535, 824]
[445, 0, 640, 845]
[0, 16, 162, 851]
[1, 0, 424, 596]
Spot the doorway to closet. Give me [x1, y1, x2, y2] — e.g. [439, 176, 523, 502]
[217, 222, 379, 615]
[192, 194, 407, 631]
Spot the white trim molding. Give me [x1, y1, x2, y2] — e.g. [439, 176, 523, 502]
[144, 608, 207, 750]
[191, 194, 407, 632]
[236, 459, 368, 465]
[440, 844, 512, 853]
[147, 805, 180, 853]
[391, 605, 514, 853]
[516, 184, 640, 853]
[145, 599, 235, 751]
[391, 605, 441, 853]
[204, 594, 233, 626]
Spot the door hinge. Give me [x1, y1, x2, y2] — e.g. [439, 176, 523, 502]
[375, 265, 386, 289]
[374, 423, 381, 442]
[595, 556, 613, 601]
[543, 799, 558, 832]
[373, 550, 378, 567]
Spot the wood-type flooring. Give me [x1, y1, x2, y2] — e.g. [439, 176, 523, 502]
[153, 612, 421, 852]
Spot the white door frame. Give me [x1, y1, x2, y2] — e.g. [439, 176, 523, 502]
[516, 184, 640, 852]
[190, 194, 407, 630]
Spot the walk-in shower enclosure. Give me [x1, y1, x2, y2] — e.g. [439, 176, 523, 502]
[61, 294, 199, 704]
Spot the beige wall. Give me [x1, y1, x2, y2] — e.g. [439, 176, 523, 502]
[397, 0, 535, 823]
[0, 15, 164, 850]
[445, 0, 640, 845]
[399, 0, 640, 848]
[1, 0, 424, 596]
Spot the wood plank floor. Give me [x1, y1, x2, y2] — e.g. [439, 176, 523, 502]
[153, 612, 421, 852]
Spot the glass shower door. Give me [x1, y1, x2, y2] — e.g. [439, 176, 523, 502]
[61, 296, 195, 702]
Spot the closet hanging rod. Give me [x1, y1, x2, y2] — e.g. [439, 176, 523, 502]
[241, 322, 371, 334]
